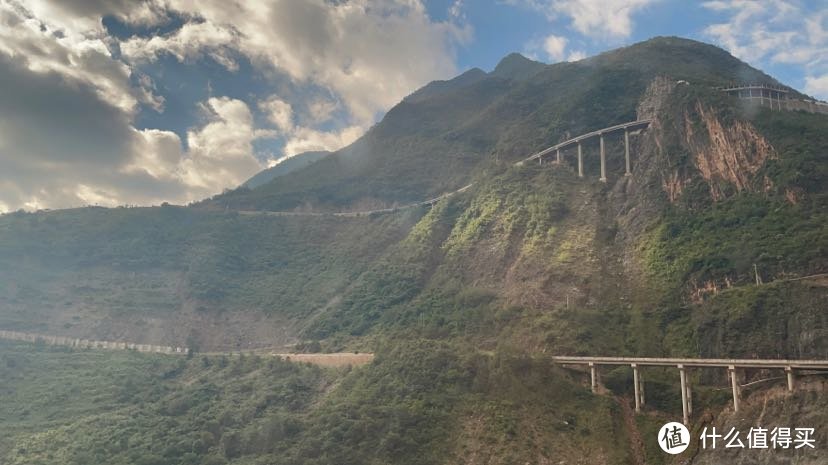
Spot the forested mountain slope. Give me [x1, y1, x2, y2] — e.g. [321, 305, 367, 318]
[0, 37, 826, 465]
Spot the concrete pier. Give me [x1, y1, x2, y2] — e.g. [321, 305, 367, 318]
[599, 134, 606, 182]
[640, 378, 645, 407]
[517, 119, 652, 179]
[687, 384, 693, 415]
[552, 356, 828, 421]
[624, 130, 631, 176]
[577, 143, 583, 178]
[679, 365, 689, 424]
[786, 366, 794, 392]
[632, 364, 641, 412]
[729, 366, 740, 412]
[589, 362, 596, 393]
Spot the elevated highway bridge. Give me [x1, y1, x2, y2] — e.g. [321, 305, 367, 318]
[552, 356, 828, 425]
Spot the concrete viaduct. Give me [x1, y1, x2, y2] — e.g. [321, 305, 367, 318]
[552, 356, 828, 425]
[516, 119, 653, 182]
[719, 83, 828, 114]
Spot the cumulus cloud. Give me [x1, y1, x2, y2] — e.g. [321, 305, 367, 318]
[256, 94, 360, 159]
[525, 33, 587, 63]
[283, 125, 363, 157]
[258, 97, 295, 134]
[702, 1, 828, 99]
[512, 0, 657, 39]
[543, 34, 568, 61]
[0, 50, 265, 212]
[0, 0, 470, 211]
[179, 97, 267, 191]
[804, 74, 828, 99]
[0, 0, 159, 114]
[0, 2, 267, 211]
[127, 97, 271, 201]
[304, 97, 339, 126]
[119, 0, 471, 126]
[121, 20, 241, 71]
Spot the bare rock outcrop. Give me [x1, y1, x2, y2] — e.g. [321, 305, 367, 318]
[684, 102, 777, 201]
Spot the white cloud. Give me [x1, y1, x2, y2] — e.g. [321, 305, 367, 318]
[513, 0, 658, 39]
[75, 184, 120, 207]
[543, 34, 568, 61]
[525, 33, 587, 63]
[180, 97, 265, 190]
[129, 97, 267, 198]
[121, 20, 241, 71]
[449, 0, 466, 21]
[804, 74, 828, 100]
[283, 125, 363, 157]
[0, 0, 471, 211]
[702, 1, 828, 99]
[257, 93, 361, 159]
[119, 0, 471, 126]
[0, 20, 267, 211]
[258, 97, 295, 133]
[0, 0, 160, 114]
[305, 98, 339, 125]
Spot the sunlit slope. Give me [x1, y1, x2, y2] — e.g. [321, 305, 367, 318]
[301, 77, 828, 358]
[0, 206, 420, 349]
[1, 37, 825, 358]
[208, 37, 787, 213]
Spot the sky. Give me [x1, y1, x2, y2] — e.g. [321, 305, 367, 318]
[0, 0, 826, 212]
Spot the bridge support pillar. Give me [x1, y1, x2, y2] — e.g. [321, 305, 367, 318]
[577, 143, 583, 177]
[539, 156, 543, 165]
[640, 378, 645, 406]
[786, 366, 795, 392]
[624, 129, 631, 176]
[556, 149, 561, 164]
[632, 364, 641, 413]
[599, 135, 607, 182]
[729, 365, 740, 412]
[679, 364, 689, 424]
[589, 362, 596, 393]
[687, 384, 693, 415]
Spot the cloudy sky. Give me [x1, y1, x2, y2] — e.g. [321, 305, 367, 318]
[1, 0, 826, 212]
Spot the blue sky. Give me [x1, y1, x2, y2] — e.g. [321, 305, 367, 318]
[0, 0, 825, 211]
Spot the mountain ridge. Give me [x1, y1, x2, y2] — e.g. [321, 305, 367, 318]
[211, 36, 792, 214]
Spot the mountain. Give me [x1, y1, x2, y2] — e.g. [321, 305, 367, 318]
[243, 151, 330, 189]
[205, 37, 788, 213]
[1, 37, 826, 465]
[489, 52, 546, 80]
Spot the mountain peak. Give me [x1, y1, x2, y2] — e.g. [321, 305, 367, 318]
[490, 52, 546, 80]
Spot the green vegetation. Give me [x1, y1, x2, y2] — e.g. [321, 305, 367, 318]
[0, 340, 628, 465]
[1, 37, 826, 464]
[0, 206, 420, 336]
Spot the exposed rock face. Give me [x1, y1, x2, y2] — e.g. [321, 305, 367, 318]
[636, 75, 675, 121]
[635, 77, 778, 204]
[685, 102, 777, 200]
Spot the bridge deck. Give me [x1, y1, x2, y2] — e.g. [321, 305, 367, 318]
[520, 119, 652, 164]
[551, 356, 828, 369]
[718, 85, 789, 93]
